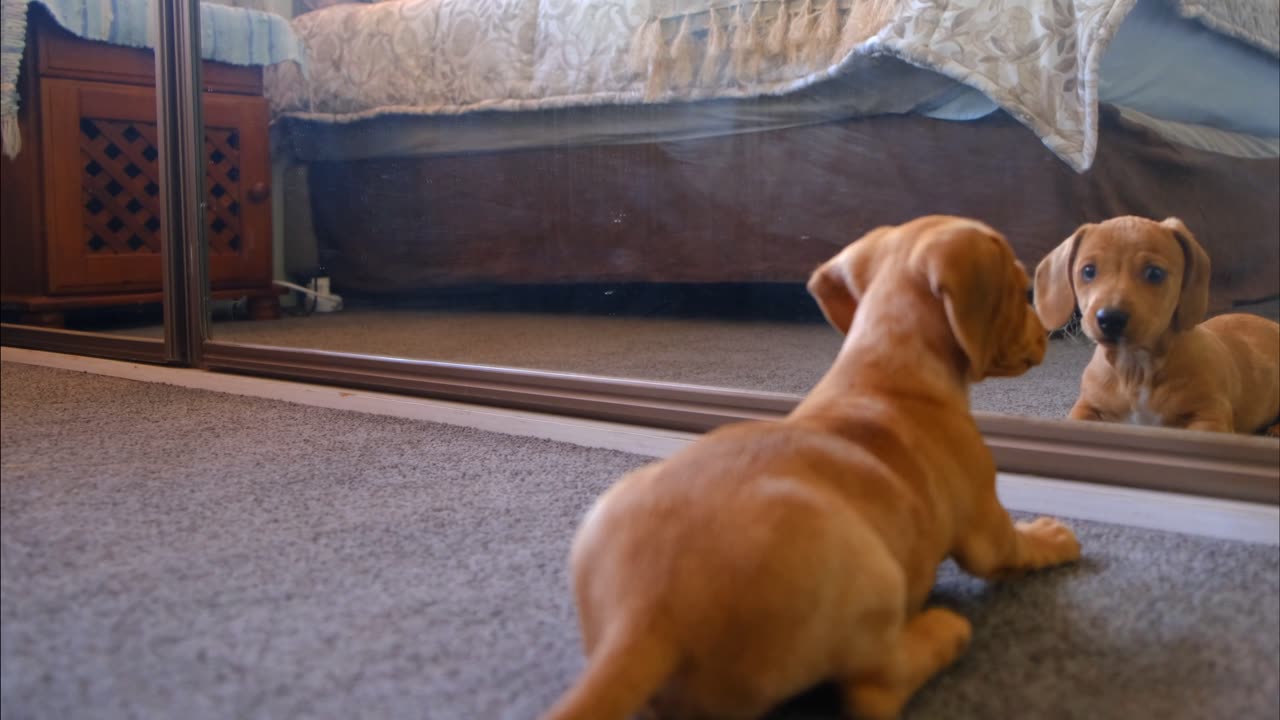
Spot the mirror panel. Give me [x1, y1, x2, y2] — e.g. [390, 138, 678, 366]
[184, 0, 1277, 438]
[1, 4, 170, 345]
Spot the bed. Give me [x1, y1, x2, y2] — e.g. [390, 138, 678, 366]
[265, 0, 1280, 311]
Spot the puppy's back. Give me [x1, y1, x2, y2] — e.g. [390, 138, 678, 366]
[1202, 313, 1280, 431]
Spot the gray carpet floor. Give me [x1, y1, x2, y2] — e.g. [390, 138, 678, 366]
[3, 363, 1278, 720]
[113, 309, 1098, 419]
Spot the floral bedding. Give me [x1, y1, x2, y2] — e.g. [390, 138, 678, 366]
[265, 0, 1273, 172]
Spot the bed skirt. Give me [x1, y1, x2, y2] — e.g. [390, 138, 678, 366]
[303, 106, 1279, 311]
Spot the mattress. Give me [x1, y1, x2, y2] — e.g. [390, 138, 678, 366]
[267, 0, 1143, 171]
[274, 0, 1279, 165]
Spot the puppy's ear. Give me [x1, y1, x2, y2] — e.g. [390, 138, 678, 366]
[1162, 217, 1210, 331]
[1033, 225, 1088, 330]
[807, 226, 894, 335]
[910, 226, 1007, 381]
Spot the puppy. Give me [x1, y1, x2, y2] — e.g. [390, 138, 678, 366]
[543, 216, 1081, 720]
[1035, 216, 1280, 435]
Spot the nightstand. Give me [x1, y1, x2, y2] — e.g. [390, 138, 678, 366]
[1, 7, 280, 327]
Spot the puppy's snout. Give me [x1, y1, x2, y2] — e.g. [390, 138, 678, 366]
[1095, 308, 1130, 340]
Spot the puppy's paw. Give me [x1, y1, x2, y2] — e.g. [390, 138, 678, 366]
[915, 607, 973, 664]
[844, 609, 972, 720]
[1015, 517, 1082, 566]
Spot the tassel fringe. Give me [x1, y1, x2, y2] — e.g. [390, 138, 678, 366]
[634, 0, 900, 99]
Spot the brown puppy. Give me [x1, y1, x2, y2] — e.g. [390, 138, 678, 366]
[1035, 216, 1280, 435]
[543, 216, 1081, 720]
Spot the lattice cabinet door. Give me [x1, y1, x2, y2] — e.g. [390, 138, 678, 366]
[41, 78, 272, 294]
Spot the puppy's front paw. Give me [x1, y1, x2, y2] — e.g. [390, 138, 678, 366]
[1015, 517, 1082, 567]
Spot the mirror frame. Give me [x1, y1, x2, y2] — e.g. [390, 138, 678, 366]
[200, 342, 1279, 505]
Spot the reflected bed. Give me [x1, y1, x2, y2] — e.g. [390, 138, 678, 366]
[268, 0, 1279, 311]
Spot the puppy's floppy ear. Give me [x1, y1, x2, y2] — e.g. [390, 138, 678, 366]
[807, 226, 894, 335]
[1033, 225, 1089, 330]
[1162, 217, 1210, 331]
[909, 225, 1008, 381]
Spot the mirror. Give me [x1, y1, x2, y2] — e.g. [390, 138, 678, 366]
[181, 0, 1274, 437]
[0, 3, 172, 342]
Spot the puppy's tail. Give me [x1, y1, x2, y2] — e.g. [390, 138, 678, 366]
[541, 624, 678, 720]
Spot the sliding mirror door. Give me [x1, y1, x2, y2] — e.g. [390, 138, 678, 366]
[183, 0, 1275, 494]
[0, 0, 187, 361]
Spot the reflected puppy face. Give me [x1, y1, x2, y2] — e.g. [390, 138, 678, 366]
[808, 216, 1047, 380]
[1034, 217, 1210, 351]
[985, 256, 1047, 378]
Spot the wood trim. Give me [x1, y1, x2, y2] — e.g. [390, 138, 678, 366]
[201, 341, 792, 427]
[0, 323, 166, 363]
[1, 287, 279, 311]
[201, 341, 1280, 505]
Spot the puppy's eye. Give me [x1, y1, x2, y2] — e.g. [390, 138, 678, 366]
[1143, 265, 1167, 284]
[1080, 264, 1096, 282]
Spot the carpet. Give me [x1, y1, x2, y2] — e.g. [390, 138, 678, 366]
[90, 294, 1280, 421]
[107, 304, 1100, 420]
[2, 362, 1277, 719]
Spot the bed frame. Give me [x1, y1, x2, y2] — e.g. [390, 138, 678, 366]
[298, 106, 1279, 312]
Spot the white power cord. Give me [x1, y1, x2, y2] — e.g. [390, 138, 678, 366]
[274, 278, 343, 313]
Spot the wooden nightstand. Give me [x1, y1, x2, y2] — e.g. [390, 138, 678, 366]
[1, 8, 280, 327]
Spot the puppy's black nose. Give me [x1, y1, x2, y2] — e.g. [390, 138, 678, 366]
[1095, 309, 1129, 340]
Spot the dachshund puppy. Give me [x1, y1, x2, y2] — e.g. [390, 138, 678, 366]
[1035, 216, 1280, 435]
[543, 216, 1080, 720]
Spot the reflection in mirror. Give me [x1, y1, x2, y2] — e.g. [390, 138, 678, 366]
[187, 0, 1274, 432]
[1, 4, 178, 340]
[1031, 218, 1279, 435]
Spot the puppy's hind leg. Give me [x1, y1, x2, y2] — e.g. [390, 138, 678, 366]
[840, 608, 973, 720]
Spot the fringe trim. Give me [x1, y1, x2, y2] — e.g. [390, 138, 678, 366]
[2, 113, 20, 160]
[765, 2, 790, 56]
[699, 8, 728, 88]
[649, 20, 674, 100]
[841, 0, 895, 53]
[628, 18, 660, 81]
[670, 15, 697, 89]
[813, 0, 841, 65]
[0, 0, 32, 159]
[788, 0, 817, 65]
[730, 3, 755, 82]
[635, 0, 900, 100]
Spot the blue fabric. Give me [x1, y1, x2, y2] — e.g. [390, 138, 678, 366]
[923, 0, 1280, 137]
[24, 0, 301, 67]
[1100, 0, 1278, 137]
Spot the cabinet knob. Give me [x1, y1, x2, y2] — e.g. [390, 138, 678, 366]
[247, 182, 270, 203]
